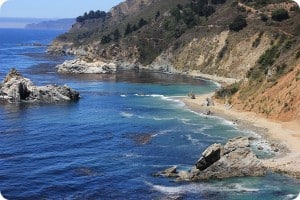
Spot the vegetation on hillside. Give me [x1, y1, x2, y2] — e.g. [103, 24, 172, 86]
[229, 15, 247, 31]
[51, 0, 300, 120]
[76, 10, 107, 22]
[271, 8, 289, 21]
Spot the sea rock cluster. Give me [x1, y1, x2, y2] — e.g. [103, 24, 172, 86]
[156, 137, 266, 181]
[56, 58, 118, 74]
[0, 68, 80, 103]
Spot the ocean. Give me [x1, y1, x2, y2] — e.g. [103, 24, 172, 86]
[0, 28, 299, 200]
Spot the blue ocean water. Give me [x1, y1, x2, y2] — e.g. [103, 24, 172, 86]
[0, 29, 299, 200]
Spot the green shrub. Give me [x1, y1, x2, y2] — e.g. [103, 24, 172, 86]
[101, 35, 112, 44]
[260, 13, 268, 22]
[215, 82, 241, 98]
[284, 39, 295, 50]
[258, 45, 279, 67]
[170, 7, 181, 22]
[113, 29, 121, 42]
[229, 15, 247, 32]
[218, 40, 228, 59]
[182, 8, 197, 28]
[271, 8, 289, 22]
[211, 0, 226, 4]
[296, 50, 300, 59]
[252, 31, 264, 48]
[124, 23, 132, 36]
[138, 18, 148, 28]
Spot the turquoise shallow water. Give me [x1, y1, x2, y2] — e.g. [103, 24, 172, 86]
[0, 29, 299, 199]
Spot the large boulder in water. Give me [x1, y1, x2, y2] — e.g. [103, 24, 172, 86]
[0, 68, 80, 103]
[190, 137, 266, 180]
[156, 137, 266, 181]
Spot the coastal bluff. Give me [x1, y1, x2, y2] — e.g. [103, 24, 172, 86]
[156, 137, 266, 181]
[0, 69, 80, 103]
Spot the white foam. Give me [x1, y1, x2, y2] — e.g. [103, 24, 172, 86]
[120, 94, 127, 97]
[0, 192, 7, 200]
[293, 192, 300, 200]
[134, 93, 185, 107]
[120, 112, 133, 118]
[152, 129, 173, 137]
[152, 117, 175, 121]
[147, 182, 259, 195]
[186, 134, 200, 145]
[123, 153, 141, 158]
[136, 115, 175, 121]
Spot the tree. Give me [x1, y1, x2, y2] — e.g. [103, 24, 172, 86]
[101, 35, 112, 44]
[124, 23, 132, 36]
[211, 0, 226, 4]
[271, 8, 289, 22]
[132, 24, 138, 32]
[203, 5, 215, 17]
[190, 0, 208, 16]
[260, 13, 268, 22]
[113, 29, 121, 42]
[155, 11, 161, 21]
[182, 8, 196, 28]
[138, 18, 148, 28]
[171, 7, 181, 22]
[229, 15, 247, 32]
[76, 10, 107, 22]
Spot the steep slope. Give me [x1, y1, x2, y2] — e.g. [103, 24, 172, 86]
[48, 0, 300, 121]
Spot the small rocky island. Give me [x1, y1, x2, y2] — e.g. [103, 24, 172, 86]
[56, 59, 118, 74]
[0, 68, 80, 103]
[156, 137, 266, 181]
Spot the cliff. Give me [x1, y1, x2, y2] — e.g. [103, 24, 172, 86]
[48, 0, 300, 121]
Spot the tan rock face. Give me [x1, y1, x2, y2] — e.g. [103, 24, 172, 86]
[171, 30, 271, 79]
[110, 0, 153, 21]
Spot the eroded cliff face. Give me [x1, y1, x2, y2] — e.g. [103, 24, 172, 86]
[232, 64, 300, 121]
[154, 28, 272, 79]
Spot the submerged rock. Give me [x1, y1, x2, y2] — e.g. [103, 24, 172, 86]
[156, 137, 266, 181]
[0, 68, 80, 103]
[130, 133, 153, 145]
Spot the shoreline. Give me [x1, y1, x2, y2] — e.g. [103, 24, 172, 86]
[181, 93, 300, 179]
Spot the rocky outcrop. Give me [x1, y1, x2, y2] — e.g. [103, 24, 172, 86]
[0, 69, 79, 103]
[156, 137, 266, 181]
[190, 137, 266, 180]
[56, 59, 118, 74]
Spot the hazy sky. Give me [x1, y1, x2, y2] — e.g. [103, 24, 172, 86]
[0, 0, 124, 18]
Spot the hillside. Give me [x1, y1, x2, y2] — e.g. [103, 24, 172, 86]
[48, 0, 300, 121]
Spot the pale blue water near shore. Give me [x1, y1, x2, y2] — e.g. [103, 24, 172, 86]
[0, 29, 299, 199]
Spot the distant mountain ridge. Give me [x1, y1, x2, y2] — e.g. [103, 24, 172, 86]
[0, 17, 48, 28]
[25, 18, 75, 30]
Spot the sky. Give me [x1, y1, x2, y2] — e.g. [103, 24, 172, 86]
[0, 0, 124, 19]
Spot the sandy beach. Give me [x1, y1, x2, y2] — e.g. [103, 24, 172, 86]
[182, 93, 300, 179]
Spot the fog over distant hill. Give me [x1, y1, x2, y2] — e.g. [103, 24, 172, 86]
[0, 17, 47, 28]
[25, 18, 75, 30]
